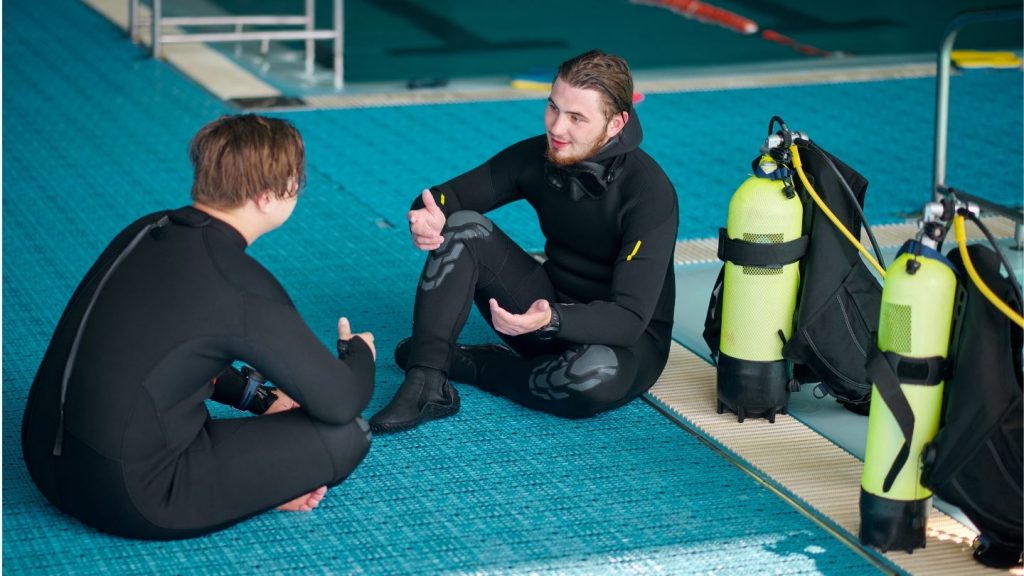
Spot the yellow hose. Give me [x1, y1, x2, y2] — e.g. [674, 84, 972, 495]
[789, 145, 887, 278]
[953, 214, 1024, 328]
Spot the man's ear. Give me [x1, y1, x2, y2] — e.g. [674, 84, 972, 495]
[607, 111, 628, 139]
[253, 191, 273, 213]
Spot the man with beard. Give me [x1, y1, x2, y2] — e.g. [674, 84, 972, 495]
[370, 50, 678, 433]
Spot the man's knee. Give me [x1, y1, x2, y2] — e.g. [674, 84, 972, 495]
[446, 210, 493, 232]
[530, 345, 636, 418]
[441, 211, 494, 253]
[420, 211, 494, 291]
[316, 417, 372, 485]
[561, 381, 633, 419]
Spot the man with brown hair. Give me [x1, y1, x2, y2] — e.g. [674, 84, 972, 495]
[22, 114, 376, 539]
[371, 50, 678, 432]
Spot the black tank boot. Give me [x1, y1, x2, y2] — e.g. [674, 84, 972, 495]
[369, 367, 460, 433]
[393, 337, 515, 384]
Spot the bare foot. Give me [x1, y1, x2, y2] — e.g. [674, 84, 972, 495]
[276, 486, 327, 512]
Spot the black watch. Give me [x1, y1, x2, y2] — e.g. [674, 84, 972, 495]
[247, 384, 279, 415]
[535, 303, 561, 340]
[239, 366, 279, 415]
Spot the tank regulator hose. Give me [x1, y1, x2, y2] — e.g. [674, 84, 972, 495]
[953, 213, 1024, 328]
[790, 144, 887, 278]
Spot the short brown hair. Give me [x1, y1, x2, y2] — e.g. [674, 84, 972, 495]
[556, 50, 633, 120]
[189, 114, 306, 208]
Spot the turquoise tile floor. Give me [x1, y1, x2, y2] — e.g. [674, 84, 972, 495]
[3, 0, 1020, 573]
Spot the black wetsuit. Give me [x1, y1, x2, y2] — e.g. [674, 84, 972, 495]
[406, 113, 678, 417]
[21, 206, 375, 540]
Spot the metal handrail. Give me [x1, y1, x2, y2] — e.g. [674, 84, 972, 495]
[159, 16, 312, 26]
[128, 0, 344, 89]
[159, 30, 337, 43]
[933, 6, 1023, 212]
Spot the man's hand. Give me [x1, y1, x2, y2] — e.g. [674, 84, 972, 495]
[489, 298, 552, 336]
[339, 317, 376, 360]
[262, 388, 300, 415]
[408, 189, 446, 251]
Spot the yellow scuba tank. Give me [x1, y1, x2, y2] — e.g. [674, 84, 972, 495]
[716, 152, 806, 423]
[860, 219, 957, 551]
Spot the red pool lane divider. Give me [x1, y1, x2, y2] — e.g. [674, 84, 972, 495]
[630, 0, 758, 35]
[632, 0, 841, 58]
[760, 29, 837, 57]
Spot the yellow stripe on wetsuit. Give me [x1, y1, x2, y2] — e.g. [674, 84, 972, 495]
[626, 240, 642, 261]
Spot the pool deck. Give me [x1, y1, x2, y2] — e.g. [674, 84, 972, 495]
[661, 218, 1022, 576]
[71, 2, 1024, 573]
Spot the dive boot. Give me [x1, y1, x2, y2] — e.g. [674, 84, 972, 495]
[369, 367, 460, 433]
[393, 337, 515, 384]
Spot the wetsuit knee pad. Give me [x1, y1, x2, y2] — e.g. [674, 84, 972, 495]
[529, 345, 634, 418]
[446, 210, 493, 231]
[420, 211, 494, 291]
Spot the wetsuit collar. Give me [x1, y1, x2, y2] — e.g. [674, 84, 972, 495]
[168, 205, 212, 227]
[169, 205, 248, 249]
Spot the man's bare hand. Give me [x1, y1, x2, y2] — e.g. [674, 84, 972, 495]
[408, 189, 446, 251]
[262, 387, 300, 415]
[339, 317, 376, 360]
[489, 298, 552, 336]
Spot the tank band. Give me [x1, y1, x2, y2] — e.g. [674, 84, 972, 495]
[717, 228, 808, 267]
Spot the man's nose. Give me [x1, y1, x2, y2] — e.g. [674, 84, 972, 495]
[549, 113, 570, 136]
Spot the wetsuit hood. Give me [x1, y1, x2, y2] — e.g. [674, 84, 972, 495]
[589, 109, 643, 164]
[544, 111, 643, 201]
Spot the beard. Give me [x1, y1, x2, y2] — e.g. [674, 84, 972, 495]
[546, 130, 609, 167]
